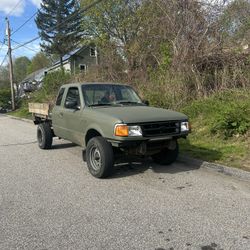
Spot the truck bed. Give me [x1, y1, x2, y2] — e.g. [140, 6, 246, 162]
[28, 103, 51, 120]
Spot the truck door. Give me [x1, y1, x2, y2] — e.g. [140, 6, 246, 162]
[52, 87, 67, 138]
[61, 86, 85, 145]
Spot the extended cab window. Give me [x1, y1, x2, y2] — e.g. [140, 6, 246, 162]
[64, 87, 81, 109]
[56, 88, 65, 106]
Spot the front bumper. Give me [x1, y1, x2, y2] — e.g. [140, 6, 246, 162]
[107, 132, 188, 156]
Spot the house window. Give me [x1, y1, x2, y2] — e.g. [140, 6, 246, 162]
[79, 64, 87, 72]
[90, 47, 96, 57]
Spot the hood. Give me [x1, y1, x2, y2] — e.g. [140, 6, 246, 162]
[91, 106, 188, 124]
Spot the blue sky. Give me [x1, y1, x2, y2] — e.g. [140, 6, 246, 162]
[0, 0, 41, 64]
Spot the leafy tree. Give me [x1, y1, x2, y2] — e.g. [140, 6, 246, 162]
[35, 0, 82, 68]
[81, 0, 142, 73]
[28, 52, 51, 74]
[219, 0, 250, 47]
[13, 56, 31, 83]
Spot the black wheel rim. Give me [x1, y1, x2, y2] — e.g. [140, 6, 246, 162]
[89, 145, 102, 171]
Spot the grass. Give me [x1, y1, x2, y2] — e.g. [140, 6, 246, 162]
[9, 106, 32, 119]
[179, 130, 250, 171]
[179, 89, 250, 171]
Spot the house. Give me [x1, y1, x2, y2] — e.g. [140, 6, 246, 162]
[17, 68, 47, 98]
[47, 44, 98, 74]
[16, 44, 98, 98]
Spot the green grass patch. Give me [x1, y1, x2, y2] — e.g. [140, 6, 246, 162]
[180, 89, 250, 170]
[9, 105, 32, 119]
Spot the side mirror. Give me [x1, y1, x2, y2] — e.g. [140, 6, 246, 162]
[65, 100, 78, 109]
[143, 100, 149, 106]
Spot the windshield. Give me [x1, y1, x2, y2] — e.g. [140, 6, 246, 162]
[82, 84, 143, 106]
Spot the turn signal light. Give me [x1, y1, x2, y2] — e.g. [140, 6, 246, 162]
[114, 125, 129, 137]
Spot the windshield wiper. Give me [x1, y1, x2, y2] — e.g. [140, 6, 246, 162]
[88, 103, 112, 107]
[115, 101, 142, 105]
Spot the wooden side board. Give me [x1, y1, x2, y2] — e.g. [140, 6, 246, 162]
[28, 103, 50, 116]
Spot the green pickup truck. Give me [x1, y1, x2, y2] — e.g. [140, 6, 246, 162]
[29, 82, 190, 178]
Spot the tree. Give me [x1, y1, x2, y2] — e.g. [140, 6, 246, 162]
[28, 52, 51, 74]
[219, 0, 250, 47]
[35, 0, 82, 68]
[13, 56, 31, 83]
[81, 0, 143, 74]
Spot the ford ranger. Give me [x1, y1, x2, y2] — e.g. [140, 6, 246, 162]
[29, 82, 190, 178]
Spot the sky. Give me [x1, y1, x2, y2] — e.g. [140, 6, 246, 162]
[0, 0, 42, 65]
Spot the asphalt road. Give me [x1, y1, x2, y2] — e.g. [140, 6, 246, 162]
[0, 115, 249, 250]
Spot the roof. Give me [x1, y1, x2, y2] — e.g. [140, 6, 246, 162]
[21, 68, 47, 83]
[60, 82, 130, 88]
[52, 45, 92, 66]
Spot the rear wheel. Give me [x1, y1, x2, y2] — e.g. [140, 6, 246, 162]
[152, 140, 179, 165]
[86, 136, 114, 178]
[37, 123, 53, 149]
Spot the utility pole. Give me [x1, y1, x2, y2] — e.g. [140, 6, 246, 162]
[6, 17, 15, 111]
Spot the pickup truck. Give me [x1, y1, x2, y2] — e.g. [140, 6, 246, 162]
[29, 82, 190, 178]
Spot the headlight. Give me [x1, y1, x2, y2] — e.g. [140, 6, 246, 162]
[128, 125, 142, 136]
[114, 124, 142, 137]
[181, 121, 189, 132]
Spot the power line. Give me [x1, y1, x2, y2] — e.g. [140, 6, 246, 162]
[13, 36, 40, 51]
[7, 0, 23, 17]
[12, 0, 105, 51]
[12, 11, 38, 35]
[0, 53, 8, 67]
[11, 39, 40, 53]
[0, 40, 6, 53]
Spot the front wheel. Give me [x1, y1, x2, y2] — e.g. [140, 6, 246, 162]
[152, 140, 179, 165]
[37, 123, 53, 149]
[86, 136, 114, 178]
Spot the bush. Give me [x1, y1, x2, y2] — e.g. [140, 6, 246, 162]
[0, 89, 11, 108]
[27, 70, 72, 104]
[43, 70, 71, 96]
[211, 104, 250, 138]
[183, 89, 250, 139]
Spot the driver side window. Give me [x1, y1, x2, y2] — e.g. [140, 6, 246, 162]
[64, 87, 81, 109]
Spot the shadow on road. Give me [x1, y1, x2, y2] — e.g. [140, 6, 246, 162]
[111, 157, 201, 179]
[52, 142, 78, 150]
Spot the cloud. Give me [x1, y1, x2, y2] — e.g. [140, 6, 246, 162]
[0, 0, 42, 17]
[0, 0, 26, 16]
[13, 39, 41, 59]
[30, 0, 42, 8]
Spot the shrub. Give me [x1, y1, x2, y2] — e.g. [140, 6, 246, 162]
[0, 89, 11, 108]
[211, 104, 250, 138]
[42, 70, 71, 98]
[182, 89, 250, 139]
